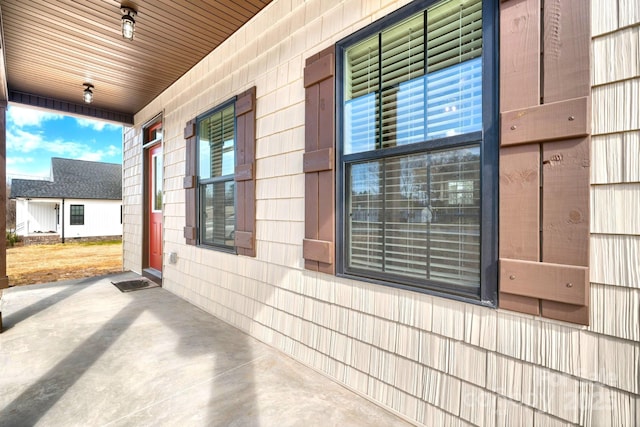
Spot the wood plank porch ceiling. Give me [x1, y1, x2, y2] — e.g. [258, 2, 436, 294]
[0, 0, 272, 124]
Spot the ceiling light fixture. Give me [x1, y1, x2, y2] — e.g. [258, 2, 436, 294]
[83, 83, 94, 104]
[121, 6, 137, 41]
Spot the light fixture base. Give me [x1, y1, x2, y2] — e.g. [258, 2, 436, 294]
[121, 7, 137, 17]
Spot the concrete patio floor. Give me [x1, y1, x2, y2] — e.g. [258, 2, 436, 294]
[0, 272, 411, 426]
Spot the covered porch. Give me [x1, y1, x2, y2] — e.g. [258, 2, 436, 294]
[0, 272, 410, 426]
[0, 0, 277, 288]
[14, 198, 60, 237]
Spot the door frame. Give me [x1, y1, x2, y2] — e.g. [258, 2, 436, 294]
[142, 115, 163, 284]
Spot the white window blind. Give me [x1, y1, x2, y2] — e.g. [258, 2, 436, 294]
[426, 0, 482, 73]
[348, 146, 481, 288]
[198, 103, 236, 248]
[199, 104, 235, 179]
[344, 0, 483, 153]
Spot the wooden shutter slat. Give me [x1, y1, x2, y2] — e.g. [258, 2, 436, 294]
[236, 108, 248, 167]
[501, 97, 589, 146]
[235, 231, 254, 250]
[499, 293, 541, 316]
[244, 180, 256, 245]
[304, 48, 335, 273]
[305, 79, 320, 152]
[316, 178, 333, 228]
[304, 49, 335, 88]
[236, 172, 247, 234]
[305, 172, 319, 241]
[303, 148, 333, 173]
[499, 0, 541, 111]
[542, 0, 591, 103]
[499, 144, 541, 315]
[498, 0, 542, 315]
[235, 86, 257, 257]
[184, 118, 198, 246]
[542, 137, 590, 267]
[303, 239, 334, 264]
[541, 135, 592, 324]
[184, 120, 196, 139]
[500, 259, 588, 306]
[541, 300, 590, 325]
[499, 145, 540, 261]
[318, 77, 335, 150]
[236, 91, 255, 116]
[235, 163, 254, 181]
[183, 175, 196, 189]
[184, 226, 196, 240]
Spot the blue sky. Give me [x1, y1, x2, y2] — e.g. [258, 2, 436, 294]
[6, 105, 123, 180]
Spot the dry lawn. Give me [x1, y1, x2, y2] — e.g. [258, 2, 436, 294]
[7, 240, 123, 287]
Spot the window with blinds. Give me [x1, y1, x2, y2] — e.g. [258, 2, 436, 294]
[198, 103, 236, 248]
[340, 0, 487, 297]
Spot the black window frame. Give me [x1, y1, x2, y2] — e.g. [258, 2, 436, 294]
[196, 98, 238, 253]
[335, 0, 498, 306]
[70, 204, 85, 226]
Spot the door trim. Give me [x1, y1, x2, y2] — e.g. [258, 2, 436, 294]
[142, 118, 163, 283]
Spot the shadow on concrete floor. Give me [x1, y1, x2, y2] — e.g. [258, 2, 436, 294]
[0, 273, 409, 426]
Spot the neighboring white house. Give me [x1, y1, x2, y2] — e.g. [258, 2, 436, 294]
[11, 158, 122, 242]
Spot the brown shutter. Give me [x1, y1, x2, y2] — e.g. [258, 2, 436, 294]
[499, 0, 591, 325]
[234, 86, 257, 257]
[184, 118, 197, 245]
[303, 47, 335, 274]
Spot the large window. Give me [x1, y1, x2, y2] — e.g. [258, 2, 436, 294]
[337, 0, 496, 301]
[197, 102, 236, 249]
[70, 205, 84, 226]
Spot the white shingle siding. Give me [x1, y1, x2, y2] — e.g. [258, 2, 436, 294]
[122, 0, 640, 425]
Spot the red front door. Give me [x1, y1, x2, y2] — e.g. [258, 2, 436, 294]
[148, 143, 163, 272]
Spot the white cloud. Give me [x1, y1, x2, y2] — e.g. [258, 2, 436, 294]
[7, 106, 63, 128]
[76, 117, 121, 132]
[6, 157, 35, 165]
[7, 156, 49, 180]
[7, 129, 46, 152]
[7, 129, 121, 163]
[78, 145, 121, 161]
[106, 145, 121, 156]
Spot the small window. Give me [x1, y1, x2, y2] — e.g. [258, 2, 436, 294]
[197, 102, 236, 249]
[70, 205, 84, 225]
[337, 0, 496, 301]
[144, 121, 162, 145]
[152, 153, 163, 212]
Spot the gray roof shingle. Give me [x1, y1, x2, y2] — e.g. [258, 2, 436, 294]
[10, 158, 122, 200]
